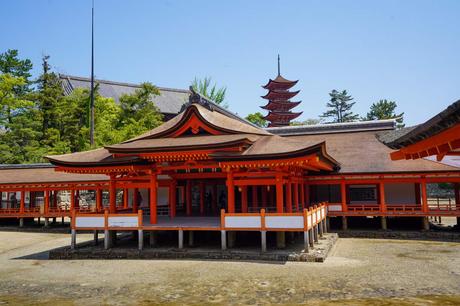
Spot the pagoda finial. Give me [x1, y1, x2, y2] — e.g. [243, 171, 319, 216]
[277, 54, 280, 76]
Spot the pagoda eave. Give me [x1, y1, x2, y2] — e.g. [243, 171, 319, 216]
[261, 90, 300, 100]
[261, 100, 302, 111]
[263, 111, 303, 122]
[262, 79, 298, 90]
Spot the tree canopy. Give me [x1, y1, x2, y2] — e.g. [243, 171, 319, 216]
[364, 99, 405, 128]
[320, 89, 359, 123]
[245, 112, 267, 127]
[0, 49, 163, 164]
[191, 77, 227, 108]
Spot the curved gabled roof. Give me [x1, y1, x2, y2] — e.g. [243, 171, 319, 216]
[126, 103, 271, 142]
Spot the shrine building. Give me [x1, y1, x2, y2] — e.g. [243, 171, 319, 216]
[0, 81, 459, 251]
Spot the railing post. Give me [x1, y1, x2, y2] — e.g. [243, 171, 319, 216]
[70, 209, 76, 249]
[104, 209, 110, 250]
[303, 208, 309, 252]
[220, 209, 226, 250]
[421, 180, 428, 213]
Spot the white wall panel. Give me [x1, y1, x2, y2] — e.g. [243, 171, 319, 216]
[75, 217, 104, 228]
[225, 216, 261, 228]
[108, 216, 138, 227]
[265, 216, 304, 229]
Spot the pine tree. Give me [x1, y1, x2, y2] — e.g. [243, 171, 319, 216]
[364, 99, 405, 128]
[320, 90, 359, 123]
[191, 77, 227, 108]
[245, 112, 267, 127]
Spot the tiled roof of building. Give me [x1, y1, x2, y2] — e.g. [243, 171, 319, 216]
[287, 131, 459, 173]
[59, 74, 189, 115]
[0, 164, 108, 184]
[266, 119, 396, 136]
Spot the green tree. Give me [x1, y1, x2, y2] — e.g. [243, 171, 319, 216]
[320, 89, 359, 123]
[290, 118, 321, 126]
[117, 82, 163, 140]
[364, 99, 405, 128]
[245, 112, 267, 127]
[0, 49, 33, 95]
[191, 77, 227, 107]
[0, 74, 40, 163]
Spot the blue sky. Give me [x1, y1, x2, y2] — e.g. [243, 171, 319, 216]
[2, 0, 459, 125]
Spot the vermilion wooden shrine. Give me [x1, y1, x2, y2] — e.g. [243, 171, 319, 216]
[0, 92, 459, 250]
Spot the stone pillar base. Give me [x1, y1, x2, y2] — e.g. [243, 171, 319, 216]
[342, 216, 348, 230]
[276, 232, 286, 249]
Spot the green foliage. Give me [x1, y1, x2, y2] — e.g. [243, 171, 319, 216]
[0, 50, 164, 164]
[117, 82, 163, 140]
[290, 118, 321, 126]
[245, 112, 267, 127]
[191, 77, 227, 107]
[320, 89, 359, 123]
[0, 49, 33, 95]
[364, 99, 405, 128]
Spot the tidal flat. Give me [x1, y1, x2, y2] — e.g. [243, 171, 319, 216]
[0, 231, 459, 305]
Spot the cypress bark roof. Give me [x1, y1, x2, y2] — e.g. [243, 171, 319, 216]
[59, 74, 189, 115]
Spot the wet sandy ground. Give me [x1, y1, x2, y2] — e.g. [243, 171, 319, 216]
[0, 231, 459, 305]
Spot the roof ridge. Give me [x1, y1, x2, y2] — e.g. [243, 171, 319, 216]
[267, 119, 396, 136]
[186, 87, 267, 131]
[0, 163, 55, 169]
[58, 74, 190, 94]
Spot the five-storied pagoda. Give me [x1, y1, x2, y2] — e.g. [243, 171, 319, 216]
[261, 55, 302, 127]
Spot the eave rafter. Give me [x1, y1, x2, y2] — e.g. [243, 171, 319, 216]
[218, 154, 333, 172]
[55, 165, 151, 175]
[390, 124, 460, 161]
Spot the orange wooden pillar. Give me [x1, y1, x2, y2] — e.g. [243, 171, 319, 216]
[123, 189, 129, 209]
[170, 181, 177, 218]
[340, 181, 347, 212]
[44, 190, 50, 214]
[252, 186, 258, 209]
[379, 182, 386, 213]
[241, 186, 248, 213]
[70, 189, 75, 211]
[275, 174, 284, 213]
[20, 189, 25, 214]
[226, 171, 235, 213]
[286, 182, 292, 213]
[133, 188, 139, 212]
[421, 180, 428, 213]
[109, 175, 117, 213]
[199, 181, 205, 216]
[150, 172, 158, 224]
[294, 183, 299, 212]
[96, 189, 102, 212]
[186, 181, 192, 216]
